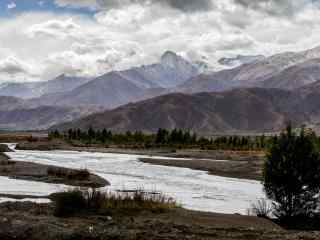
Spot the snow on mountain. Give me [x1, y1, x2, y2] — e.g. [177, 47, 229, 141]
[0, 75, 91, 99]
[31, 51, 201, 108]
[121, 51, 201, 89]
[178, 45, 320, 93]
[218, 55, 266, 68]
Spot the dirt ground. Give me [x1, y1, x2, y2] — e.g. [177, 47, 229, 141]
[0, 201, 319, 240]
[0, 147, 108, 192]
[140, 157, 263, 180]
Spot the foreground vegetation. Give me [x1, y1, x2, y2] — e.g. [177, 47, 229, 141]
[49, 128, 272, 151]
[263, 125, 320, 220]
[52, 189, 178, 217]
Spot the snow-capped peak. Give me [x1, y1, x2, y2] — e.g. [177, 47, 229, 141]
[160, 51, 185, 69]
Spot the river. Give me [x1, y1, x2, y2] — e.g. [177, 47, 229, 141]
[3, 144, 266, 214]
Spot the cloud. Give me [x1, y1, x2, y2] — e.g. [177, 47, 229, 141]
[27, 18, 80, 39]
[233, 0, 317, 17]
[0, 56, 30, 76]
[2, 0, 320, 83]
[55, 0, 214, 12]
[7, 2, 16, 9]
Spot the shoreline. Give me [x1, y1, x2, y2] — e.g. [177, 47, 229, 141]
[140, 157, 263, 181]
[15, 141, 265, 181]
[0, 146, 109, 190]
[15, 141, 266, 160]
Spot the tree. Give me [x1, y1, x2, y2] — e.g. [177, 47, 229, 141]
[156, 129, 168, 144]
[263, 125, 320, 219]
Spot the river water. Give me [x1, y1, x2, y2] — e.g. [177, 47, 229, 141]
[4, 145, 266, 214]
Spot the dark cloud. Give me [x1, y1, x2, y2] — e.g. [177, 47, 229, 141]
[162, 0, 213, 12]
[233, 0, 311, 17]
[0, 64, 27, 75]
[0, 57, 29, 76]
[57, 0, 214, 12]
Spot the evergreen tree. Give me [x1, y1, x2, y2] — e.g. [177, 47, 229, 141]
[264, 125, 320, 218]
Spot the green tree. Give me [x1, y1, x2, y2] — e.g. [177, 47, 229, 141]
[263, 125, 320, 219]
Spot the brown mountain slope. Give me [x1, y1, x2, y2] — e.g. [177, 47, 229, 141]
[53, 88, 310, 134]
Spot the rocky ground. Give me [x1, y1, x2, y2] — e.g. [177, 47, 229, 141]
[0, 201, 319, 240]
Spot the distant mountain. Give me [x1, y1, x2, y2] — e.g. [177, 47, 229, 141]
[0, 96, 26, 111]
[218, 55, 265, 68]
[54, 86, 318, 134]
[48, 72, 146, 108]
[0, 105, 102, 130]
[31, 51, 200, 108]
[108, 51, 200, 89]
[0, 94, 104, 130]
[259, 58, 320, 90]
[0, 75, 92, 99]
[179, 46, 320, 93]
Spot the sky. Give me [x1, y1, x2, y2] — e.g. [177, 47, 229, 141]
[1, 0, 320, 82]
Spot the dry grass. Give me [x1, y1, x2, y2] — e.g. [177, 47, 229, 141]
[248, 199, 273, 219]
[52, 189, 178, 217]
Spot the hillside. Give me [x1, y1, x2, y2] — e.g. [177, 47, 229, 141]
[0, 99, 103, 130]
[0, 75, 91, 99]
[53, 87, 312, 134]
[178, 46, 320, 93]
[26, 52, 200, 109]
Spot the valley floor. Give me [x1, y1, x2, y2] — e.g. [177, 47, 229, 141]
[1, 201, 319, 240]
[1, 140, 320, 239]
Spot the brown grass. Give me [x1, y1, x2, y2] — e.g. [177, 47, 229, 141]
[52, 189, 178, 217]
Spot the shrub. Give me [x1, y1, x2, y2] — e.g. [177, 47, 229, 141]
[249, 199, 273, 218]
[53, 190, 86, 217]
[52, 189, 178, 217]
[101, 190, 178, 212]
[263, 125, 320, 219]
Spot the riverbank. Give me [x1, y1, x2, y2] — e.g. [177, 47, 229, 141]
[16, 140, 265, 160]
[16, 140, 265, 180]
[1, 201, 318, 240]
[140, 157, 262, 181]
[0, 145, 109, 192]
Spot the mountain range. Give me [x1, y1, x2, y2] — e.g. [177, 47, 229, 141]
[0, 75, 91, 99]
[2, 47, 320, 133]
[54, 85, 320, 134]
[177, 45, 320, 94]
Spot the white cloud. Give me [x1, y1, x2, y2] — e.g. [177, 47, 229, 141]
[1, 0, 320, 82]
[7, 2, 16, 9]
[27, 18, 80, 39]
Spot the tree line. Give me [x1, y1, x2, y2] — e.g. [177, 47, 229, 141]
[49, 128, 271, 150]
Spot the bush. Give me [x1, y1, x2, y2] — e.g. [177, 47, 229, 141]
[52, 189, 178, 217]
[0, 144, 13, 152]
[53, 190, 86, 217]
[263, 125, 320, 219]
